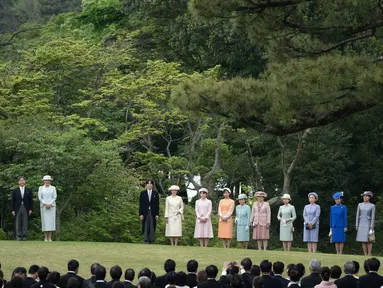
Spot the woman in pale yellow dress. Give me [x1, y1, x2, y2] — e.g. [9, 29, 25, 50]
[165, 185, 184, 246]
[218, 188, 235, 248]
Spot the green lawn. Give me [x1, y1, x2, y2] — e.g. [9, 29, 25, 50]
[0, 241, 381, 280]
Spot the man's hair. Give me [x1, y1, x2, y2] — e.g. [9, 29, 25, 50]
[352, 261, 360, 274]
[330, 265, 342, 279]
[48, 272, 61, 285]
[18, 176, 26, 182]
[95, 266, 106, 281]
[37, 267, 50, 281]
[164, 259, 176, 273]
[150, 272, 156, 285]
[205, 265, 218, 279]
[110, 266, 122, 280]
[14, 267, 26, 276]
[241, 258, 252, 272]
[124, 269, 135, 281]
[145, 180, 154, 185]
[68, 260, 80, 272]
[67, 277, 79, 288]
[343, 262, 355, 275]
[289, 269, 301, 282]
[187, 260, 198, 273]
[252, 276, 263, 288]
[367, 258, 381, 272]
[286, 264, 295, 277]
[90, 263, 100, 275]
[295, 264, 305, 278]
[175, 272, 187, 287]
[138, 268, 151, 279]
[260, 260, 272, 273]
[166, 272, 177, 285]
[10, 276, 23, 288]
[273, 262, 285, 275]
[137, 276, 151, 288]
[229, 274, 243, 288]
[28, 265, 39, 275]
[309, 259, 321, 273]
[196, 270, 207, 283]
[250, 265, 260, 277]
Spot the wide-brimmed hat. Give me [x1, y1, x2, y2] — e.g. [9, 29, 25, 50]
[281, 194, 291, 200]
[237, 194, 247, 200]
[308, 192, 318, 200]
[361, 191, 373, 198]
[223, 187, 231, 194]
[199, 188, 208, 194]
[42, 175, 52, 181]
[168, 185, 180, 191]
[255, 191, 267, 198]
[332, 191, 343, 200]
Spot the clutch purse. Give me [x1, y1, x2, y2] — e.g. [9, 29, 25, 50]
[369, 232, 376, 242]
[305, 223, 316, 230]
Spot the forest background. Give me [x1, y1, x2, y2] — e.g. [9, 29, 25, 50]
[1, 0, 383, 254]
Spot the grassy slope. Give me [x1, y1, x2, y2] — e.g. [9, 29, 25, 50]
[0, 241, 381, 280]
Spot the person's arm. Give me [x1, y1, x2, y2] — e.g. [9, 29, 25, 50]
[303, 205, 309, 224]
[156, 192, 160, 217]
[195, 200, 201, 219]
[277, 206, 282, 221]
[206, 200, 212, 219]
[355, 203, 360, 228]
[164, 197, 169, 219]
[226, 200, 234, 218]
[28, 188, 33, 211]
[290, 206, 297, 222]
[312, 205, 320, 225]
[370, 204, 375, 230]
[179, 197, 184, 215]
[266, 202, 271, 226]
[218, 200, 223, 217]
[11, 189, 16, 214]
[330, 206, 333, 228]
[246, 205, 251, 226]
[249, 204, 255, 225]
[38, 187, 46, 205]
[343, 205, 348, 230]
[49, 187, 57, 206]
[139, 191, 143, 216]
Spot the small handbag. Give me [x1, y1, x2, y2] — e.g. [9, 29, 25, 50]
[291, 226, 295, 232]
[369, 232, 376, 242]
[305, 223, 316, 230]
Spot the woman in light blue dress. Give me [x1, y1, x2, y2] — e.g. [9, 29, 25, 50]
[356, 191, 375, 256]
[38, 175, 57, 242]
[303, 192, 320, 253]
[277, 194, 297, 252]
[235, 194, 251, 249]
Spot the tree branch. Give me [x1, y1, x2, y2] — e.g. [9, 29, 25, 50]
[286, 128, 310, 176]
[235, 0, 310, 12]
[204, 121, 225, 180]
[0, 27, 43, 47]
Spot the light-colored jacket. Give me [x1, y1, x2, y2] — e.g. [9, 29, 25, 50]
[250, 201, 271, 226]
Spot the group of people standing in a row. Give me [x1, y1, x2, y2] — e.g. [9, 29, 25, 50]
[139, 180, 376, 255]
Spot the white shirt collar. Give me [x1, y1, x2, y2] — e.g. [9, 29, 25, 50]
[124, 280, 132, 283]
[288, 282, 300, 287]
[369, 271, 378, 274]
[96, 280, 105, 283]
[68, 271, 76, 274]
[274, 274, 283, 277]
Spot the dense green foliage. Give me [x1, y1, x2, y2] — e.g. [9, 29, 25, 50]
[0, 0, 383, 254]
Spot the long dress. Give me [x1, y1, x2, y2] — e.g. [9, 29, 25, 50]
[38, 185, 57, 232]
[194, 199, 213, 238]
[330, 204, 347, 243]
[303, 204, 320, 243]
[250, 201, 271, 240]
[235, 204, 251, 242]
[277, 204, 296, 241]
[218, 198, 235, 239]
[356, 202, 375, 242]
[165, 195, 184, 237]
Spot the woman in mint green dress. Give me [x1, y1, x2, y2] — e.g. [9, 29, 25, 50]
[277, 193, 297, 252]
[235, 194, 251, 249]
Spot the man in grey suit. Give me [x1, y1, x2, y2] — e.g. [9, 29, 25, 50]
[12, 176, 33, 241]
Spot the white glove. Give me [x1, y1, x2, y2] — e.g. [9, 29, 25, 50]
[235, 218, 238, 224]
[328, 231, 332, 237]
[246, 226, 249, 232]
[369, 229, 374, 235]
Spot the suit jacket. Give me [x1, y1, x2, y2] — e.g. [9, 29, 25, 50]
[95, 282, 108, 288]
[262, 275, 282, 288]
[12, 187, 33, 213]
[23, 277, 37, 288]
[274, 275, 289, 288]
[122, 281, 136, 288]
[31, 281, 56, 288]
[242, 272, 255, 288]
[57, 272, 85, 288]
[334, 275, 359, 288]
[359, 272, 383, 288]
[139, 190, 160, 218]
[155, 274, 167, 288]
[301, 273, 322, 288]
[106, 280, 121, 288]
[186, 273, 197, 288]
[83, 277, 96, 288]
[197, 279, 221, 288]
[251, 202, 271, 226]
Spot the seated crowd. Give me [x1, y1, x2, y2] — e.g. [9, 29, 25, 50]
[0, 257, 383, 288]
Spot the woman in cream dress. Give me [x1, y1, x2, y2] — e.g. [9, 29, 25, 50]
[38, 175, 57, 242]
[165, 185, 184, 246]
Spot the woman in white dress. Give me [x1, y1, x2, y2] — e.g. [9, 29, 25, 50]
[165, 185, 184, 246]
[38, 175, 57, 242]
[194, 188, 213, 247]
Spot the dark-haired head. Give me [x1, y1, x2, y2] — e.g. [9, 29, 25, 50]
[67, 277, 79, 288]
[110, 266, 122, 280]
[241, 258, 252, 272]
[273, 262, 284, 275]
[260, 260, 272, 274]
[176, 272, 187, 286]
[68, 260, 79, 273]
[187, 260, 198, 273]
[229, 274, 242, 288]
[125, 269, 135, 282]
[250, 265, 260, 277]
[295, 264, 305, 278]
[320, 267, 331, 282]
[166, 272, 177, 285]
[205, 265, 218, 279]
[164, 259, 176, 273]
[138, 268, 151, 279]
[330, 265, 342, 279]
[90, 263, 100, 275]
[352, 261, 360, 275]
[150, 272, 156, 285]
[48, 272, 60, 285]
[197, 271, 207, 283]
[252, 276, 263, 288]
[289, 269, 301, 282]
[13, 267, 26, 278]
[10, 276, 23, 288]
[37, 267, 49, 281]
[112, 282, 123, 288]
[367, 258, 381, 272]
[95, 266, 106, 281]
[28, 265, 39, 276]
[286, 264, 295, 278]
[226, 265, 239, 275]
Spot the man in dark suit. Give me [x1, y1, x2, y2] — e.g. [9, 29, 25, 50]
[23, 265, 39, 288]
[155, 259, 176, 288]
[273, 262, 289, 288]
[4, 267, 26, 288]
[94, 266, 107, 288]
[123, 269, 136, 288]
[260, 260, 282, 288]
[240, 258, 255, 288]
[83, 263, 100, 288]
[12, 176, 33, 241]
[301, 259, 322, 288]
[335, 262, 359, 288]
[139, 180, 160, 244]
[57, 260, 85, 288]
[359, 258, 383, 288]
[31, 267, 55, 288]
[106, 266, 122, 288]
[186, 260, 198, 288]
[197, 265, 220, 288]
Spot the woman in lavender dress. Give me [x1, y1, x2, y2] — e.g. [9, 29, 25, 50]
[303, 192, 320, 253]
[356, 191, 375, 256]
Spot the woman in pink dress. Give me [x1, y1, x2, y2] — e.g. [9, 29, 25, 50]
[250, 191, 271, 250]
[194, 188, 213, 247]
[218, 188, 235, 248]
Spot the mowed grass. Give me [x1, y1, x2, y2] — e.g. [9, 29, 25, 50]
[0, 241, 381, 280]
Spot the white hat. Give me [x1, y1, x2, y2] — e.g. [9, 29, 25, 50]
[223, 187, 231, 194]
[255, 191, 267, 198]
[237, 194, 247, 200]
[168, 185, 180, 191]
[281, 193, 291, 200]
[199, 188, 208, 194]
[42, 175, 53, 181]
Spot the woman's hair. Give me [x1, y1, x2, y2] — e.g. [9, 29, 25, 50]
[320, 267, 331, 282]
[196, 270, 207, 283]
[286, 264, 295, 278]
[252, 276, 263, 288]
[295, 263, 306, 278]
[250, 265, 260, 277]
[175, 272, 187, 287]
[229, 274, 242, 288]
